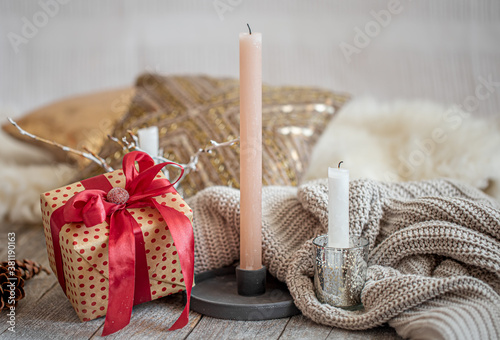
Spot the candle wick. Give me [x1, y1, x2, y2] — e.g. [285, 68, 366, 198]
[338, 161, 343, 169]
[247, 23, 252, 35]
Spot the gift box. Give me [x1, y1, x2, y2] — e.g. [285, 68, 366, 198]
[40, 151, 194, 335]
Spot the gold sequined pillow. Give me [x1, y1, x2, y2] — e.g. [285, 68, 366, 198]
[2, 88, 134, 168]
[90, 74, 349, 197]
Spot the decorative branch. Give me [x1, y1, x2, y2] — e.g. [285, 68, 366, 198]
[8, 118, 114, 172]
[82, 146, 113, 172]
[169, 137, 240, 185]
[107, 134, 127, 150]
[8, 117, 239, 190]
[127, 130, 139, 148]
[112, 130, 240, 187]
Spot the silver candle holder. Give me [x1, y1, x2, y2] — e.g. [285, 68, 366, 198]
[313, 235, 369, 309]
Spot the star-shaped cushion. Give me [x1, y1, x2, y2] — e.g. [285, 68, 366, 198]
[89, 73, 349, 197]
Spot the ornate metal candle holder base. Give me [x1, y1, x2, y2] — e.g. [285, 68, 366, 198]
[313, 235, 369, 309]
[190, 265, 300, 320]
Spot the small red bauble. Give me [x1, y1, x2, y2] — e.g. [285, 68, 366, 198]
[107, 187, 129, 205]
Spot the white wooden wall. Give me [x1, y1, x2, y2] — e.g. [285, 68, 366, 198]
[1, 0, 499, 118]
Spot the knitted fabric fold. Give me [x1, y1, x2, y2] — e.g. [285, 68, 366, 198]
[187, 179, 500, 340]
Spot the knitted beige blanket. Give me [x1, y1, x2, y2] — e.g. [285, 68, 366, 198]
[188, 179, 500, 340]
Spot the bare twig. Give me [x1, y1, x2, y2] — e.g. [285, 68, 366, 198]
[8, 118, 113, 172]
[107, 134, 127, 150]
[127, 129, 139, 146]
[82, 147, 114, 172]
[155, 137, 240, 186]
[8, 117, 239, 189]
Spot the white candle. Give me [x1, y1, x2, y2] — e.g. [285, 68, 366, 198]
[138, 126, 159, 157]
[239, 27, 263, 271]
[328, 166, 350, 248]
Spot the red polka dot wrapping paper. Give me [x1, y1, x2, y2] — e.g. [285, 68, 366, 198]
[40, 169, 193, 322]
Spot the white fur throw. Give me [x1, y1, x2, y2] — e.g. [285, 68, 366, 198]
[304, 98, 500, 201]
[0, 128, 76, 223]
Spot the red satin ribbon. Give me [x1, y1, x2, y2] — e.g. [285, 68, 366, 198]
[49, 151, 194, 336]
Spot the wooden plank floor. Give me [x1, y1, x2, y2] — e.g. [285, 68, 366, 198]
[0, 222, 401, 339]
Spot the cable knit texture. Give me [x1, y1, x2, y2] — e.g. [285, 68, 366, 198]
[187, 178, 500, 340]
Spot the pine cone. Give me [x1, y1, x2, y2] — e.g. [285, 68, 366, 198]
[4, 259, 50, 281]
[0, 259, 49, 311]
[0, 266, 25, 311]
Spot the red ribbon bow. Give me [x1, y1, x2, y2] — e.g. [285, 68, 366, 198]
[50, 151, 194, 336]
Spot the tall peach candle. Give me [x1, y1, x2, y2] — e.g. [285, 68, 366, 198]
[239, 28, 262, 271]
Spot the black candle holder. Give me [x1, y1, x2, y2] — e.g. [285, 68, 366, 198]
[190, 265, 300, 320]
